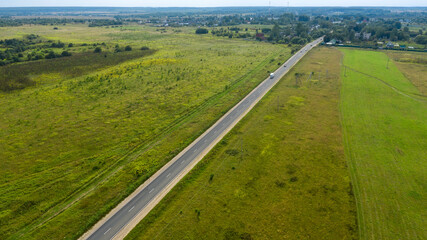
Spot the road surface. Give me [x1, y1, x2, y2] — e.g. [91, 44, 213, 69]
[81, 37, 324, 240]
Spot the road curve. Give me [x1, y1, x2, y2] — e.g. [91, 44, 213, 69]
[80, 37, 324, 240]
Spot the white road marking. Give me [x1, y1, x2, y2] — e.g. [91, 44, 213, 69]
[149, 188, 154, 193]
[104, 228, 111, 235]
[167, 173, 171, 178]
[128, 206, 135, 212]
[194, 149, 198, 152]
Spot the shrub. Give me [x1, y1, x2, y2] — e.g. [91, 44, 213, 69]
[140, 46, 150, 50]
[262, 28, 271, 33]
[45, 51, 56, 59]
[114, 44, 121, 53]
[94, 47, 102, 53]
[61, 51, 72, 57]
[125, 45, 132, 51]
[51, 41, 65, 48]
[195, 28, 208, 34]
[290, 176, 298, 182]
[225, 149, 239, 156]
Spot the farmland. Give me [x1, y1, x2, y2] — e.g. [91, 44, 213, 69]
[340, 49, 427, 240]
[385, 51, 427, 95]
[0, 24, 289, 239]
[125, 47, 358, 240]
[1, 6, 426, 240]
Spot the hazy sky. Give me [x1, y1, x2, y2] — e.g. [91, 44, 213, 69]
[1, 0, 426, 7]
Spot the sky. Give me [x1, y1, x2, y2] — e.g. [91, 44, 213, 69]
[0, 0, 426, 7]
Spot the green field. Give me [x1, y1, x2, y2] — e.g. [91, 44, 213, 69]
[0, 25, 289, 239]
[2, 22, 425, 240]
[340, 49, 427, 240]
[125, 47, 357, 240]
[385, 51, 427, 95]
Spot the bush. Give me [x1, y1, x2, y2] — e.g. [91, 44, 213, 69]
[140, 46, 150, 50]
[94, 47, 102, 53]
[262, 28, 271, 33]
[125, 45, 132, 51]
[45, 51, 57, 59]
[61, 51, 72, 57]
[114, 44, 121, 53]
[51, 41, 65, 48]
[195, 28, 209, 34]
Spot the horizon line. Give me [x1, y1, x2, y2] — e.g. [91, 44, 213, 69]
[1, 5, 427, 8]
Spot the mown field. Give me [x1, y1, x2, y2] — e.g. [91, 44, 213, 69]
[0, 25, 290, 239]
[340, 49, 427, 240]
[126, 47, 357, 240]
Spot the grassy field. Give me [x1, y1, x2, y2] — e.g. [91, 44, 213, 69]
[340, 49, 427, 240]
[0, 25, 289, 239]
[125, 47, 357, 240]
[385, 51, 427, 95]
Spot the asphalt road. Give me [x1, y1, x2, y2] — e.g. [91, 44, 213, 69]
[84, 37, 323, 240]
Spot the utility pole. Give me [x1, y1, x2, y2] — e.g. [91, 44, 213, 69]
[344, 66, 347, 77]
[386, 58, 390, 69]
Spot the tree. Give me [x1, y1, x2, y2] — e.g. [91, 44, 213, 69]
[296, 23, 307, 37]
[271, 23, 280, 41]
[394, 21, 402, 29]
[298, 15, 310, 22]
[291, 37, 306, 45]
[414, 35, 427, 45]
[195, 28, 208, 34]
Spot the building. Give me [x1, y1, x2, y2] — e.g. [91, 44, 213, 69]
[386, 41, 394, 48]
[363, 32, 371, 40]
[255, 33, 265, 40]
[326, 39, 337, 45]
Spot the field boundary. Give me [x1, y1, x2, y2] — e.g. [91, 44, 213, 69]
[343, 64, 427, 102]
